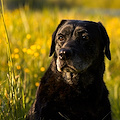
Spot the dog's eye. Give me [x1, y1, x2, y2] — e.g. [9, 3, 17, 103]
[82, 35, 89, 40]
[58, 36, 64, 41]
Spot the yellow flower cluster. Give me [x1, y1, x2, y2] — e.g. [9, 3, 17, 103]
[11, 48, 19, 59]
[22, 40, 46, 57]
[16, 66, 45, 74]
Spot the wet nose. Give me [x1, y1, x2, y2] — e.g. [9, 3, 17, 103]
[59, 48, 72, 60]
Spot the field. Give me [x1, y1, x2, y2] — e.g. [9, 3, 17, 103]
[0, 5, 120, 120]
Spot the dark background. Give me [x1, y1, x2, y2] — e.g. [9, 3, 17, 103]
[3, 0, 120, 10]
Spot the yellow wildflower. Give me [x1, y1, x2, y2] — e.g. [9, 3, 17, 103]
[35, 82, 39, 87]
[17, 65, 21, 70]
[30, 45, 36, 50]
[14, 54, 19, 59]
[14, 48, 19, 53]
[40, 67, 45, 72]
[27, 49, 33, 55]
[26, 34, 31, 39]
[22, 48, 27, 53]
[34, 52, 39, 57]
[24, 68, 30, 73]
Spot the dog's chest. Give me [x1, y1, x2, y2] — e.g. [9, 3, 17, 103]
[41, 77, 93, 104]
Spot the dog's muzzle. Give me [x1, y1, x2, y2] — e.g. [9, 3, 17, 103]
[57, 48, 76, 72]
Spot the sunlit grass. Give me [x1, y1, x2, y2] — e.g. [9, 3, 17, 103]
[0, 4, 120, 120]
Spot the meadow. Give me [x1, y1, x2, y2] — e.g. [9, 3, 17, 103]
[0, 6, 120, 120]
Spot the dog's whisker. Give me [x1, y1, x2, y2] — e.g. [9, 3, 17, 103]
[102, 111, 111, 120]
[58, 112, 70, 120]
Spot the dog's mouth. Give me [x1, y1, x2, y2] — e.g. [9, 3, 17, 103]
[56, 58, 77, 73]
[60, 65, 79, 85]
[62, 65, 77, 73]
[56, 58, 81, 85]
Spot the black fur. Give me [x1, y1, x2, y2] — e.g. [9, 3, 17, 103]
[26, 20, 112, 120]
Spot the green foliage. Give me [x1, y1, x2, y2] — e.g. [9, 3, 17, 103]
[0, 4, 120, 120]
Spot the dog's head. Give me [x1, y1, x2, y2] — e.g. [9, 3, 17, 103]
[49, 20, 111, 73]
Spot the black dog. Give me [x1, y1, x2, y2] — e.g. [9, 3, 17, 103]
[27, 20, 112, 120]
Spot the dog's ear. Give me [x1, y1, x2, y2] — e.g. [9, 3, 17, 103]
[49, 20, 67, 57]
[98, 22, 111, 60]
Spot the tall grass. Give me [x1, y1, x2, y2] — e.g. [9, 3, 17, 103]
[0, 0, 26, 119]
[0, 2, 120, 120]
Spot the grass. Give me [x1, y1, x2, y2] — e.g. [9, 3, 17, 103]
[0, 3, 120, 120]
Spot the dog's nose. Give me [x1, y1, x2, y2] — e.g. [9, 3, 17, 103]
[59, 48, 72, 60]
